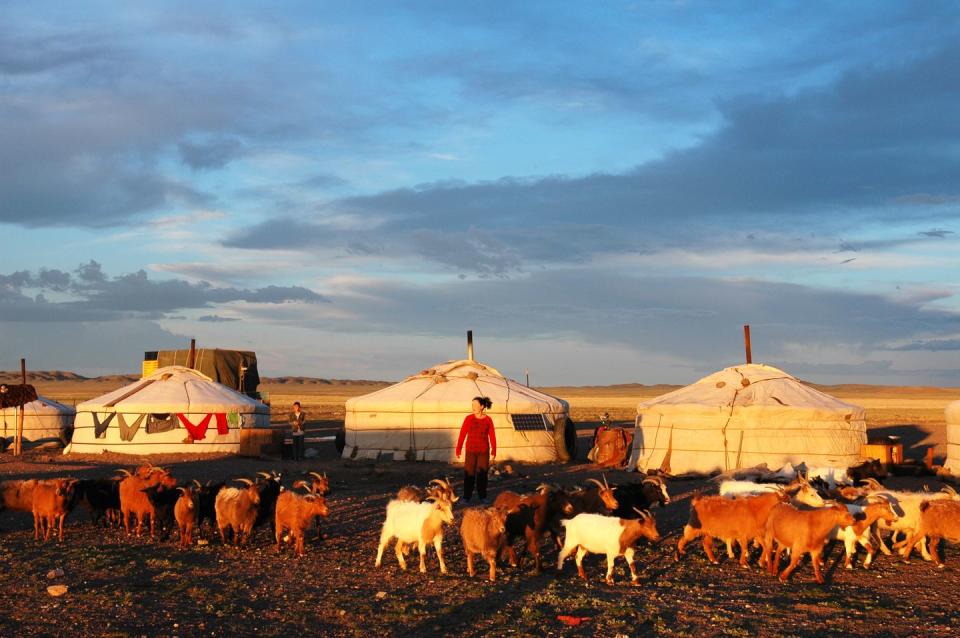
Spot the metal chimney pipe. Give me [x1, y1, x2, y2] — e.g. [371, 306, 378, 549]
[743, 325, 752, 364]
[467, 330, 474, 361]
[188, 338, 197, 369]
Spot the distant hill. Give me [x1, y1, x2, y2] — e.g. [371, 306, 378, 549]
[0, 370, 391, 386]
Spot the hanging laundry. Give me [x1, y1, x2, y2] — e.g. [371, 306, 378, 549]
[93, 413, 116, 439]
[117, 414, 146, 442]
[177, 413, 230, 440]
[146, 414, 177, 434]
[227, 412, 240, 428]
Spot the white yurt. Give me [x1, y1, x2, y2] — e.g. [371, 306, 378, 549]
[65, 366, 270, 455]
[1, 397, 75, 445]
[945, 400, 960, 475]
[343, 359, 573, 463]
[628, 364, 867, 475]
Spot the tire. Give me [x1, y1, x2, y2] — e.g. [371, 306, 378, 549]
[554, 416, 577, 462]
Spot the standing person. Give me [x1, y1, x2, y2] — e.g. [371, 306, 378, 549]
[290, 401, 306, 462]
[455, 396, 496, 503]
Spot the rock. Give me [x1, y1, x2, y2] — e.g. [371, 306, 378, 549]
[375, 591, 387, 599]
[47, 585, 68, 597]
[46, 568, 65, 580]
[304, 448, 319, 459]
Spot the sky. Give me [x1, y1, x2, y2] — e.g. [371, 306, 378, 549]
[1, 1, 959, 386]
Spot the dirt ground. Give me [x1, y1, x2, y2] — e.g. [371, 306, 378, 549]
[1, 381, 957, 637]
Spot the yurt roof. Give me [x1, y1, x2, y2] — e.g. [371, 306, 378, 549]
[78, 366, 267, 414]
[0, 396, 75, 416]
[638, 364, 864, 415]
[347, 359, 568, 414]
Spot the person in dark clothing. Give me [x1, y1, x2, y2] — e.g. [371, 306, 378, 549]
[290, 401, 306, 461]
[455, 396, 497, 503]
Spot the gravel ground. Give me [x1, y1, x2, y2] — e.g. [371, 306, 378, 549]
[1, 430, 959, 638]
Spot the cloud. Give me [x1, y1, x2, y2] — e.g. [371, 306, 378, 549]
[223, 43, 960, 275]
[0, 261, 328, 322]
[178, 137, 245, 170]
[196, 314, 240, 323]
[887, 339, 960, 352]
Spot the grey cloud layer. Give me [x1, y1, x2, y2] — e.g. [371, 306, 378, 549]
[226, 44, 960, 274]
[0, 261, 327, 322]
[308, 270, 960, 365]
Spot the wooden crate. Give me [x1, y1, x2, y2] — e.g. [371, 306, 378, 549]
[239, 428, 277, 457]
[861, 442, 904, 465]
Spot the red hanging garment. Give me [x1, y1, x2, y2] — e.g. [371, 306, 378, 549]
[177, 413, 230, 440]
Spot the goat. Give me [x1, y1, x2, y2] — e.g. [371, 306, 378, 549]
[460, 506, 509, 582]
[118, 466, 177, 537]
[174, 487, 199, 549]
[215, 478, 262, 547]
[761, 503, 856, 583]
[306, 471, 330, 495]
[142, 483, 182, 540]
[557, 509, 660, 585]
[72, 478, 122, 527]
[827, 497, 898, 569]
[869, 485, 959, 561]
[194, 480, 226, 536]
[566, 476, 619, 515]
[0, 479, 39, 515]
[275, 491, 330, 557]
[494, 485, 574, 573]
[900, 500, 960, 568]
[375, 496, 454, 574]
[396, 478, 454, 503]
[253, 471, 284, 532]
[31, 479, 77, 542]
[611, 476, 670, 519]
[676, 490, 788, 567]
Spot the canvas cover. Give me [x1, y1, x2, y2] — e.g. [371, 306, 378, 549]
[0, 396, 75, 444]
[945, 400, 960, 475]
[343, 359, 569, 462]
[155, 349, 260, 393]
[65, 366, 270, 455]
[628, 364, 867, 475]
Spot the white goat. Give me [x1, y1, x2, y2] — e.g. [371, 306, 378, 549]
[375, 498, 454, 574]
[826, 498, 898, 569]
[557, 510, 660, 585]
[872, 485, 960, 560]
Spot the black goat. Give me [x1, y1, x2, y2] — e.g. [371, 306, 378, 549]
[611, 476, 671, 518]
[72, 478, 121, 527]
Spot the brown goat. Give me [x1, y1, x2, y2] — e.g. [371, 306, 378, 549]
[762, 503, 856, 583]
[460, 506, 509, 582]
[306, 472, 330, 495]
[494, 485, 574, 573]
[275, 491, 330, 557]
[676, 491, 788, 567]
[900, 500, 960, 568]
[0, 479, 39, 514]
[31, 479, 77, 542]
[215, 479, 262, 547]
[174, 487, 199, 549]
[118, 467, 178, 537]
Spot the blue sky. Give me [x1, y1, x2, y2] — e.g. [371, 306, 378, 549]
[2, 1, 959, 385]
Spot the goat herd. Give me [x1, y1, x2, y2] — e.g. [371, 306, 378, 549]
[2, 464, 960, 588]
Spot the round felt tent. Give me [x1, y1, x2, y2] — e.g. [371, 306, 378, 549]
[627, 364, 867, 475]
[343, 359, 574, 463]
[65, 366, 270, 455]
[945, 400, 960, 476]
[1, 397, 75, 445]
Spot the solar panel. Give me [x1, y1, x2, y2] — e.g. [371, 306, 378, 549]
[511, 413, 548, 431]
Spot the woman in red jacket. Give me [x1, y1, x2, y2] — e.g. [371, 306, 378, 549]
[455, 396, 497, 503]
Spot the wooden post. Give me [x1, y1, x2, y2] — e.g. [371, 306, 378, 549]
[14, 358, 25, 456]
[187, 339, 196, 369]
[925, 447, 935, 469]
[743, 325, 752, 364]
